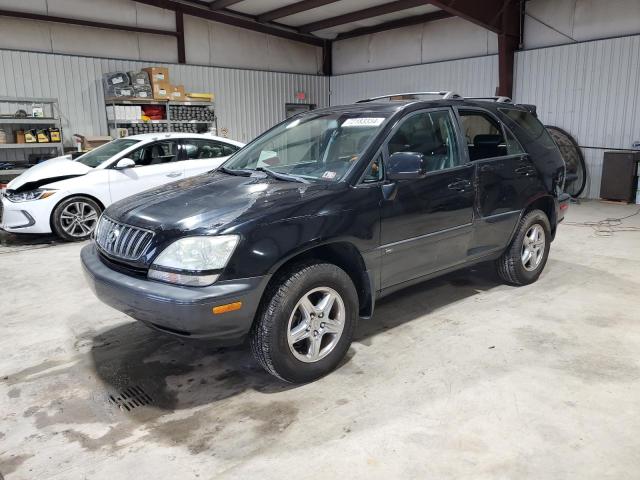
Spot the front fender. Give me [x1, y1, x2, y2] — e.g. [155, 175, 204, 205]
[222, 210, 379, 279]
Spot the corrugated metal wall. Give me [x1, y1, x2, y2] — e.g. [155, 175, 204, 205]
[0, 49, 329, 163]
[4, 33, 639, 198]
[514, 35, 640, 198]
[330, 55, 499, 105]
[329, 35, 640, 199]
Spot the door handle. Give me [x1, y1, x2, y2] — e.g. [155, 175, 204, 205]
[515, 166, 535, 176]
[480, 164, 496, 173]
[448, 180, 471, 191]
[166, 171, 182, 178]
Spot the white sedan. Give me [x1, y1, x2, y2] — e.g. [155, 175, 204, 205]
[0, 133, 244, 241]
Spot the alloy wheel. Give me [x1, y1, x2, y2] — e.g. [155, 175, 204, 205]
[60, 201, 99, 238]
[287, 287, 346, 363]
[521, 224, 546, 271]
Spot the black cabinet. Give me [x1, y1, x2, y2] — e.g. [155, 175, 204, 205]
[600, 151, 639, 202]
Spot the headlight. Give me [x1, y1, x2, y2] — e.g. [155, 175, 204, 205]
[148, 235, 240, 287]
[5, 189, 57, 202]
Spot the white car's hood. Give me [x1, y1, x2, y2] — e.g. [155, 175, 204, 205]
[7, 156, 92, 192]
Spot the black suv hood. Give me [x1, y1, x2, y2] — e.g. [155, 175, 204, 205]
[105, 172, 344, 234]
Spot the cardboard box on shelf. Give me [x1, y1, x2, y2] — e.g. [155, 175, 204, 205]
[127, 106, 142, 121]
[152, 81, 171, 100]
[75, 135, 111, 150]
[143, 67, 169, 85]
[110, 128, 129, 139]
[169, 85, 186, 101]
[107, 105, 140, 121]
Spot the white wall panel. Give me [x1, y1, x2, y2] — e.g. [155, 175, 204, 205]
[0, 49, 329, 163]
[187, 16, 322, 74]
[0, 0, 46, 13]
[49, 24, 142, 60]
[0, 3, 321, 74]
[330, 55, 499, 105]
[137, 34, 180, 64]
[514, 35, 640, 198]
[525, 0, 640, 49]
[333, 17, 498, 75]
[0, 18, 52, 53]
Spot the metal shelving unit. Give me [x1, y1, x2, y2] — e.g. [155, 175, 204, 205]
[0, 96, 64, 157]
[105, 98, 218, 135]
[0, 143, 62, 150]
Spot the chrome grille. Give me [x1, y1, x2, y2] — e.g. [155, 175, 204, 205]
[95, 216, 154, 261]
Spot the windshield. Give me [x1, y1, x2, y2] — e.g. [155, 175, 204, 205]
[75, 138, 141, 168]
[223, 112, 390, 181]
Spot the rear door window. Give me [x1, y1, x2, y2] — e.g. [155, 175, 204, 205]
[458, 111, 508, 161]
[183, 140, 239, 159]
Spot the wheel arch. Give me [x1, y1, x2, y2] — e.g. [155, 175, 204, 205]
[525, 195, 556, 236]
[49, 193, 106, 232]
[508, 195, 556, 245]
[262, 240, 375, 320]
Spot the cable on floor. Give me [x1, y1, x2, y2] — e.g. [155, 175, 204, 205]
[563, 207, 640, 236]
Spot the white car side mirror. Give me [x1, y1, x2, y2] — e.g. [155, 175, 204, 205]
[115, 158, 136, 169]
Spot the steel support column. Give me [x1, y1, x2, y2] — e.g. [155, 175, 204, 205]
[175, 9, 186, 64]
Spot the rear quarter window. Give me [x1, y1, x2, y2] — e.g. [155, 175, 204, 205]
[499, 108, 557, 150]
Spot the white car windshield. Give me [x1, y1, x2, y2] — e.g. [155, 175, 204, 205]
[223, 112, 390, 182]
[75, 138, 141, 168]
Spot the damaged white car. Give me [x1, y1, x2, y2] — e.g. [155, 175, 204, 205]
[0, 133, 243, 241]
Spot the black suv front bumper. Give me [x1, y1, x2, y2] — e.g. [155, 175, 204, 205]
[81, 244, 269, 343]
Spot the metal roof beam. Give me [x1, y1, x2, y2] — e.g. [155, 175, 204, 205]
[133, 0, 325, 46]
[299, 0, 435, 33]
[0, 8, 178, 37]
[426, 0, 519, 36]
[258, 0, 342, 23]
[336, 10, 453, 40]
[208, 0, 244, 10]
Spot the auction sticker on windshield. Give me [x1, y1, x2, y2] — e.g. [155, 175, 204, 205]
[342, 118, 385, 127]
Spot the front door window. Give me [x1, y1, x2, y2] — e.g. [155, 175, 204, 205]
[387, 110, 461, 173]
[129, 141, 178, 166]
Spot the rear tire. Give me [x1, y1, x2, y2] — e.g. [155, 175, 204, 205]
[496, 209, 551, 286]
[51, 196, 102, 242]
[250, 261, 358, 383]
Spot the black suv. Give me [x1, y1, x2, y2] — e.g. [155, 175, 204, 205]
[82, 93, 569, 383]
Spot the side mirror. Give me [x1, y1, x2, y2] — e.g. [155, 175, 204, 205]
[386, 152, 428, 181]
[115, 158, 136, 169]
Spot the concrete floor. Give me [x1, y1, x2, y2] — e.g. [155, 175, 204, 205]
[1, 200, 639, 479]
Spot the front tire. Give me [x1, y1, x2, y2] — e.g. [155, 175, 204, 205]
[250, 261, 358, 383]
[51, 196, 102, 241]
[496, 209, 551, 286]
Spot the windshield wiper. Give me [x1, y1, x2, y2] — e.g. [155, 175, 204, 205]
[219, 166, 252, 177]
[255, 167, 309, 184]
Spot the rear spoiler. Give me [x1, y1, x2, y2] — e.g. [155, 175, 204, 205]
[518, 104, 538, 117]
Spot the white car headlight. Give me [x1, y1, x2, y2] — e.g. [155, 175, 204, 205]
[148, 235, 240, 287]
[5, 189, 57, 202]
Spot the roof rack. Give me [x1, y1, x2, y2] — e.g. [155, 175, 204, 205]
[356, 91, 462, 103]
[465, 96, 513, 103]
